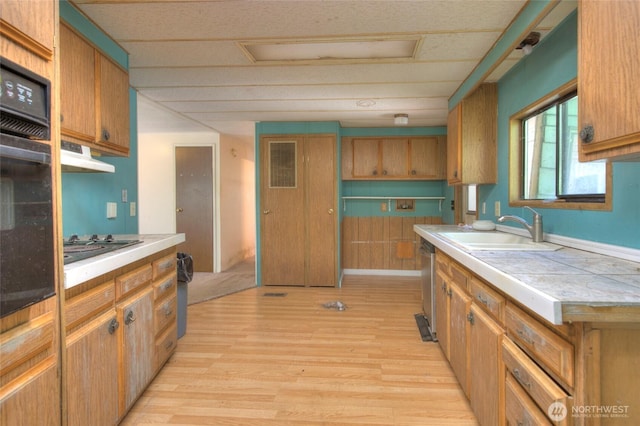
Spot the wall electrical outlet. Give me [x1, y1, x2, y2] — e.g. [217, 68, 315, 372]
[121, 189, 128, 203]
[380, 202, 387, 212]
[494, 201, 501, 217]
[482, 202, 486, 215]
[130, 202, 136, 217]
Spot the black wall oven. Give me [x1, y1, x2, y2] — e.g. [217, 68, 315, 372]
[1, 57, 55, 318]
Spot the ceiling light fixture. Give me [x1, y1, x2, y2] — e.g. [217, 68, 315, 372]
[394, 113, 409, 126]
[516, 31, 541, 55]
[357, 99, 376, 107]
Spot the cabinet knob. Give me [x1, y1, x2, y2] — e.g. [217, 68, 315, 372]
[453, 170, 458, 178]
[107, 318, 119, 334]
[102, 128, 111, 141]
[125, 310, 136, 325]
[466, 311, 475, 325]
[382, 169, 388, 175]
[580, 125, 594, 143]
[176, 208, 184, 213]
[372, 170, 378, 176]
[411, 169, 417, 175]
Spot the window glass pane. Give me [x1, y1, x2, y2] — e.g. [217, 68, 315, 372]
[558, 96, 606, 196]
[269, 141, 296, 188]
[523, 107, 557, 199]
[466, 184, 477, 213]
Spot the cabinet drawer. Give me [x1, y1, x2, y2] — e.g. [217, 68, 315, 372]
[469, 277, 504, 324]
[0, 312, 54, 375]
[435, 252, 450, 275]
[154, 295, 177, 335]
[153, 252, 176, 279]
[449, 261, 468, 291]
[65, 281, 115, 331]
[115, 264, 152, 301]
[505, 373, 553, 426]
[502, 338, 571, 424]
[155, 323, 177, 371]
[153, 274, 177, 302]
[506, 304, 574, 388]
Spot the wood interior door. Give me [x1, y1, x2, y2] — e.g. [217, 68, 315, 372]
[175, 146, 214, 272]
[305, 135, 336, 286]
[260, 137, 305, 285]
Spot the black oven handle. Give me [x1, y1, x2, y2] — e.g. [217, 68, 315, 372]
[0, 144, 51, 165]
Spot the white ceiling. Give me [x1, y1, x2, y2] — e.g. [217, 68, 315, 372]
[71, 0, 576, 137]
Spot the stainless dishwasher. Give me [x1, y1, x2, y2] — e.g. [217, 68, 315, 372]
[420, 238, 437, 341]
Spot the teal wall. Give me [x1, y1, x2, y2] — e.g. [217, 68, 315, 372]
[60, 1, 139, 237]
[479, 11, 640, 249]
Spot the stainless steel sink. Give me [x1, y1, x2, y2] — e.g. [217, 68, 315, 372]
[439, 231, 561, 251]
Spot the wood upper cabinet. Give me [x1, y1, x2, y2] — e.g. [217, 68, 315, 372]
[447, 83, 497, 185]
[577, 0, 640, 161]
[97, 54, 130, 155]
[343, 136, 446, 180]
[60, 23, 96, 144]
[0, 0, 55, 58]
[60, 22, 130, 156]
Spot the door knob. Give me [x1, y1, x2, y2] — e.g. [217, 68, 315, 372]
[263, 209, 271, 215]
[176, 208, 184, 212]
[328, 208, 334, 214]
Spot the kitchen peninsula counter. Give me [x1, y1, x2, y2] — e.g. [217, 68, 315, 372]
[64, 233, 185, 289]
[415, 225, 640, 325]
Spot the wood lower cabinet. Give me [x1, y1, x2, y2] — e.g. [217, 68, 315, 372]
[449, 280, 471, 398]
[578, 0, 640, 161]
[469, 303, 504, 426]
[66, 310, 119, 426]
[118, 287, 155, 415]
[63, 249, 178, 424]
[0, 358, 60, 426]
[342, 136, 446, 180]
[260, 134, 337, 286]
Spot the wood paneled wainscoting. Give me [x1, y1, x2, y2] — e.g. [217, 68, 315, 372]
[342, 216, 442, 271]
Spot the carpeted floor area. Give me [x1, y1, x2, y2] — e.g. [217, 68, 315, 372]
[186, 257, 256, 305]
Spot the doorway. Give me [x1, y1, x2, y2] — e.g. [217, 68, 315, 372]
[175, 146, 214, 272]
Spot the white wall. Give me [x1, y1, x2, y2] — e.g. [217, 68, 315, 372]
[219, 134, 256, 270]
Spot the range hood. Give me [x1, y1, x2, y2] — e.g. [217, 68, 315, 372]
[60, 141, 115, 173]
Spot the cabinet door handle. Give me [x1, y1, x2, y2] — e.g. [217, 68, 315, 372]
[512, 368, 532, 390]
[411, 169, 417, 175]
[580, 125, 594, 143]
[477, 293, 489, 306]
[107, 318, 119, 335]
[515, 327, 534, 345]
[125, 310, 136, 325]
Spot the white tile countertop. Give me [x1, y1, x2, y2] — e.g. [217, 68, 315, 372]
[414, 225, 640, 325]
[64, 234, 185, 289]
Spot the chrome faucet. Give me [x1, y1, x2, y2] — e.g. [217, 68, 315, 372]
[498, 206, 544, 242]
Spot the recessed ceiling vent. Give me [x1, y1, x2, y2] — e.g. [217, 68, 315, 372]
[240, 37, 419, 64]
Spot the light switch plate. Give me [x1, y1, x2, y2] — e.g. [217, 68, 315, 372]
[107, 202, 117, 219]
[494, 201, 501, 217]
[130, 202, 136, 217]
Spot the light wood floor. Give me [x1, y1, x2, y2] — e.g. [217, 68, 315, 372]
[122, 275, 478, 425]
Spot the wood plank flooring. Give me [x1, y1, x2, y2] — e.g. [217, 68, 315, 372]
[122, 275, 478, 425]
